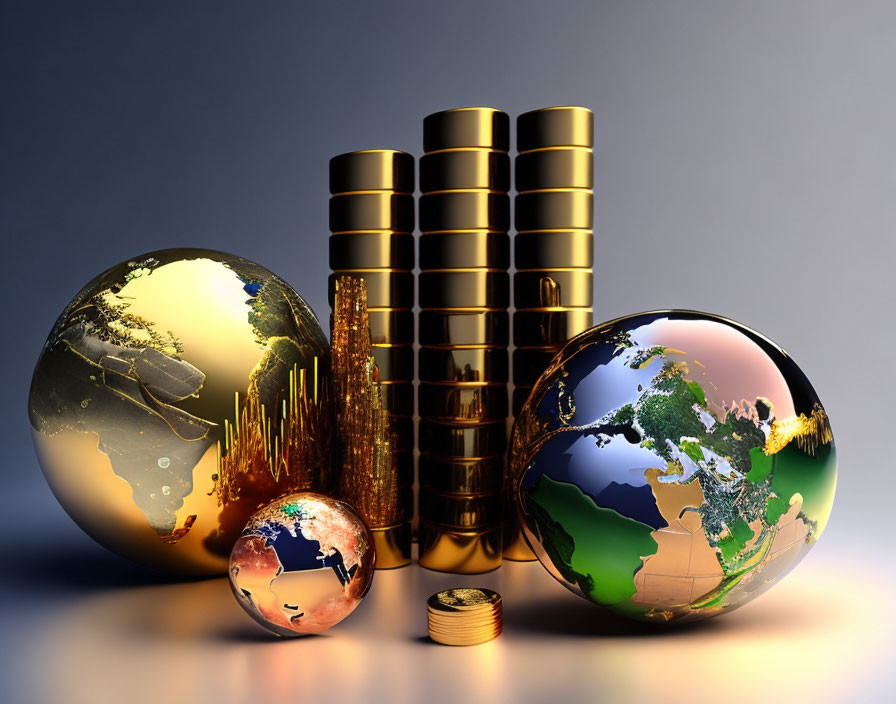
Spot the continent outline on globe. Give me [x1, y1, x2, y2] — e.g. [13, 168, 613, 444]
[29, 249, 333, 575]
[511, 310, 837, 623]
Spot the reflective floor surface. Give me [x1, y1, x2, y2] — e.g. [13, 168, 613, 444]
[1, 532, 892, 704]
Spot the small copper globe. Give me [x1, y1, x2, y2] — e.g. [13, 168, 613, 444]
[29, 249, 332, 575]
[229, 492, 375, 636]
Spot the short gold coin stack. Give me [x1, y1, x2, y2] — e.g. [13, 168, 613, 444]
[506, 107, 595, 560]
[328, 150, 415, 568]
[426, 587, 503, 646]
[417, 108, 510, 574]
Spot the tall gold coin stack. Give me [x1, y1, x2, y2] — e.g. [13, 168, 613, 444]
[506, 106, 595, 561]
[427, 588, 503, 646]
[329, 150, 415, 568]
[417, 108, 510, 574]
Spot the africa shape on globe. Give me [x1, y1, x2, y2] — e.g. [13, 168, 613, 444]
[28, 249, 331, 575]
[229, 493, 375, 636]
[511, 311, 837, 623]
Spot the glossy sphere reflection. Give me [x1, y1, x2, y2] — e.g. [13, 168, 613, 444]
[229, 493, 375, 636]
[29, 249, 332, 575]
[511, 311, 837, 623]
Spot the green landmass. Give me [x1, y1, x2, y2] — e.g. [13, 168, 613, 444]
[525, 475, 658, 605]
[685, 380, 707, 407]
[765, 495, 790, 525]
[746, 446, 773, 482]
[769, 442, 837, 535]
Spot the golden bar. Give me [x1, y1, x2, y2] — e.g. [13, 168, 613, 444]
[329, 149, 415, 568]
[418, 108, 509, 574]
[508, 107, 595, 561]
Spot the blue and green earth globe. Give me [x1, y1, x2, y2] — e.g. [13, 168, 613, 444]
[511, 311, 836, 623]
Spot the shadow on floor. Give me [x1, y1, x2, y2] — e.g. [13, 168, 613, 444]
[505, 594, 729, 638]
[2, 538, 209, 594]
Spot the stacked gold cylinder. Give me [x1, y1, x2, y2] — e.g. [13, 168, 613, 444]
[507, 107, 595, 560]
[328, 151, 415, 567]
[417, 108, 511, 573]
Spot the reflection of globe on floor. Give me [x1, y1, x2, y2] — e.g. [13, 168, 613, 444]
[511, 310, 837, 623]
[28, 249, 332, 575]
[229, 493, 375, 636]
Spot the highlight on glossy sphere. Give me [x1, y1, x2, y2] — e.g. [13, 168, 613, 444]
[229, 492, 375, 636]
[28, 249, 332, 575]
[511, 310, 836, 623]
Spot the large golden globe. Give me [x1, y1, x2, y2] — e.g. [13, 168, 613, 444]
[29, 249, 332, 575]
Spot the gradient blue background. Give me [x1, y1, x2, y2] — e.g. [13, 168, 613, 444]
[2, 2, 893, 702]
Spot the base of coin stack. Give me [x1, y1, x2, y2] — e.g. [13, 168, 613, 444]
[426, 588, 503, 646]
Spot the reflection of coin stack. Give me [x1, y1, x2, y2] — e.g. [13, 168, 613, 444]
[417, 108, 510, 573]
[507, 107, 594, 560]
[329, 150, 415, 568]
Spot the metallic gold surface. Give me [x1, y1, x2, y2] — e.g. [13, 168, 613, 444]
[329, 149, 414, 194]
[417, 383, 508, 422]
[514, 230, 593, 269]
[388, 416, 414, 452]
[418, 489, 501, 529]
[428, 587, 501, 610]
[365, 309, 415, 345]
[418, 347, 508, 383]
[514, 270, 594, 308]
[419, 231, 510, 269]
[502, 529, 536, 561]
[419, 310, 508, 346]
[515, 148, 593, 191]
[514, 190, 593, 231]
[510, 107, 595, 561]
[423, 107, 509, 152]
[370, 344, 414, 382]
[370, 523, 412, 569]
[426, 587, 503, 646]
[417, 522, 501, 574]
[419, 108, 509, 572]
[420, 150, 510, 192]
[378, 382, 414, 416]
[329, 232, 415, 270]
[516, 105, 594, 151]
[418, 455, 503, 494]
[513, 308, 594, 347]
[28, 249, 332, 575]
[331, 277, 407, 546]
[327, 271, 413, 309]
[419, 191, 510, 232]
[329, 152, 415, 556]
[229, 492, 375, 635]
[329, 192, 414, 233]
[418, 270, 509, 309]
[419, 420, 506, 458]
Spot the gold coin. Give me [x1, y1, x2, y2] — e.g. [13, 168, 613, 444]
[428, 619, 503, 632]
[428, 587, 501, 611]
[429, 613, 501, 628]
[429, 626, 503, 646]
[426, 587, 503, 646]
